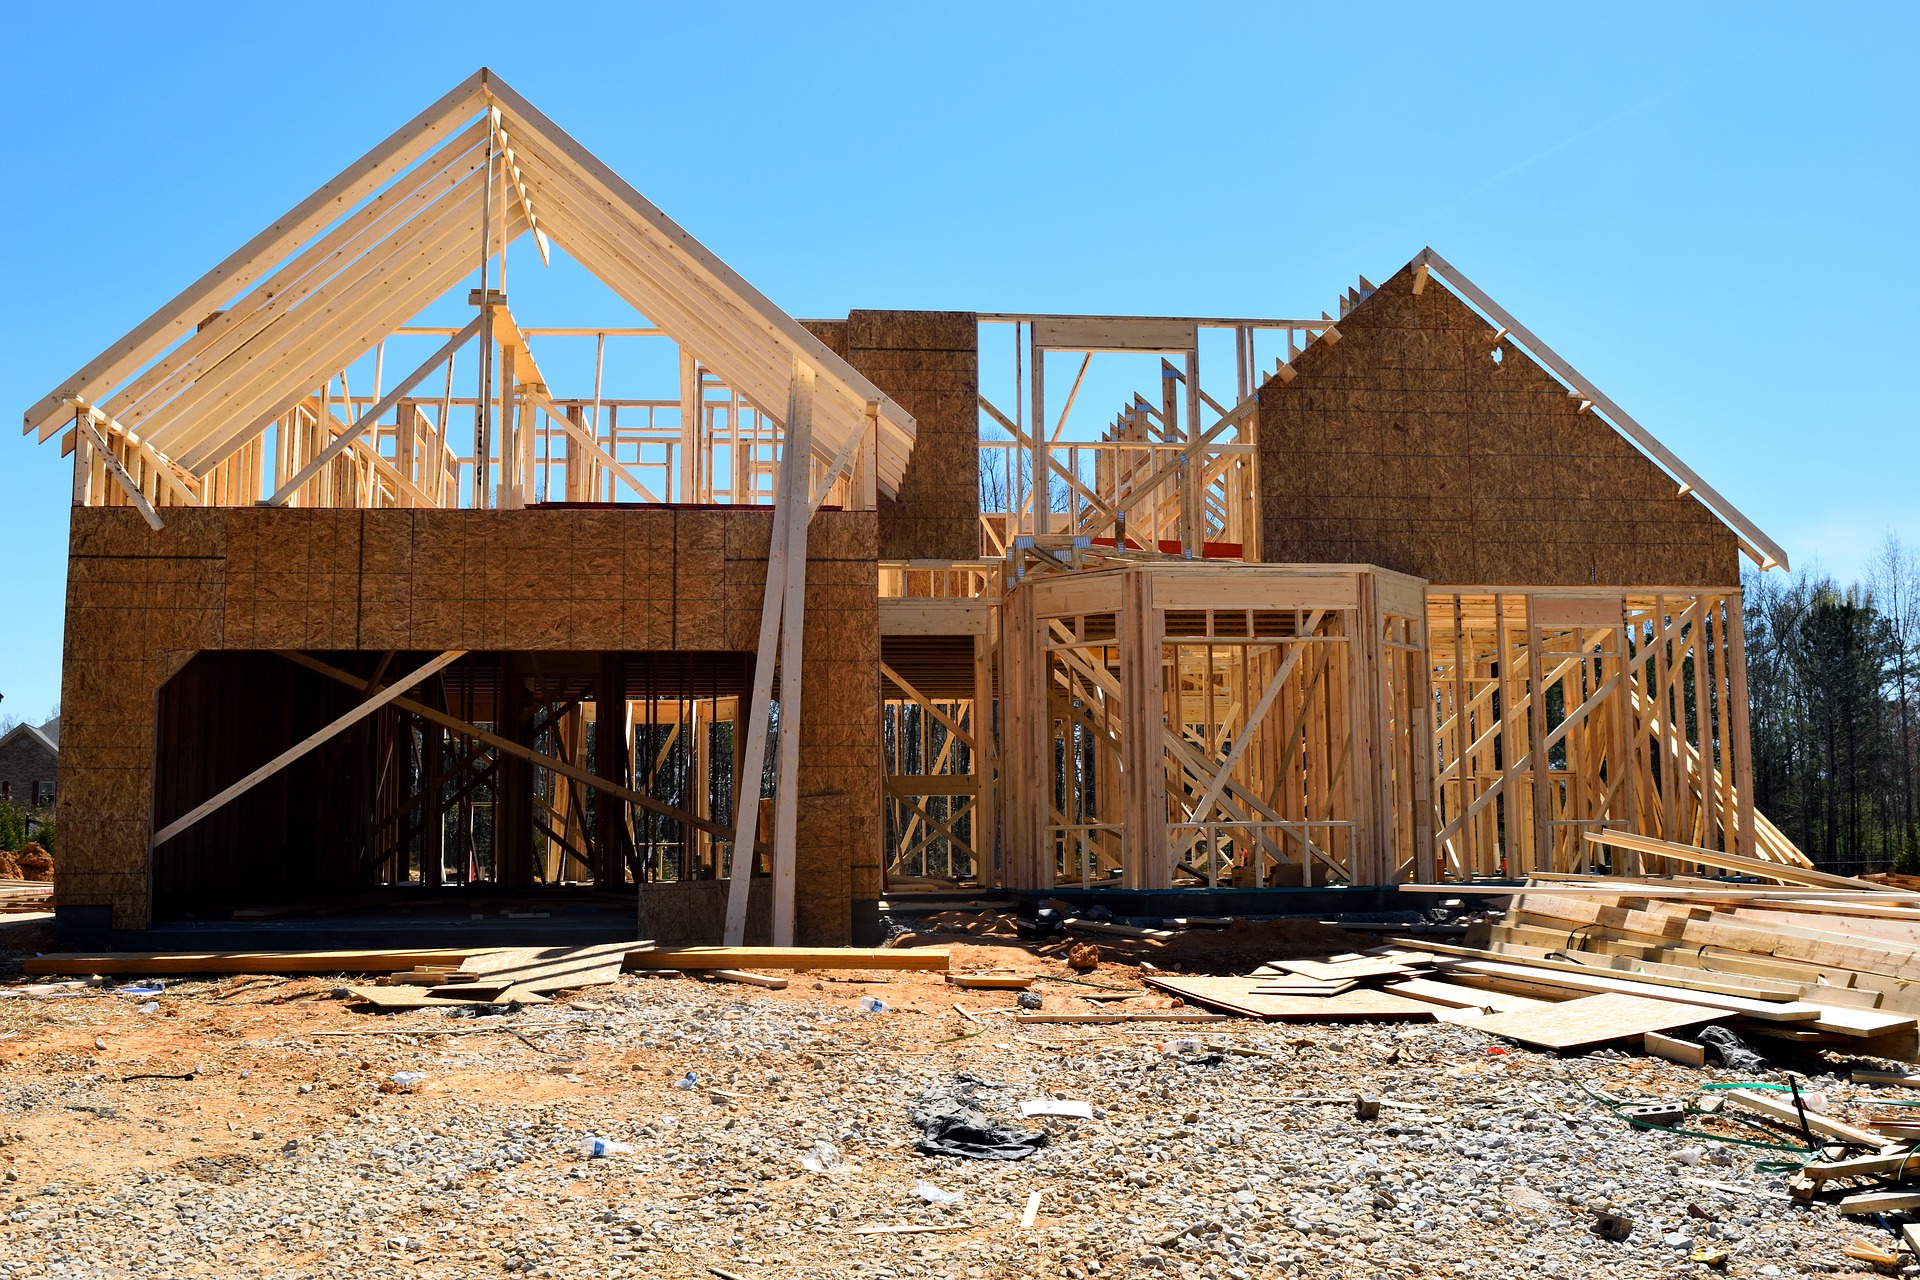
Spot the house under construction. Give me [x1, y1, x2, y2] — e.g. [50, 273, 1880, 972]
[27, 70, 1809, 948]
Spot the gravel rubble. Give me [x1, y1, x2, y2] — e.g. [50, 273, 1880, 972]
[0, 938, 1897, 1279]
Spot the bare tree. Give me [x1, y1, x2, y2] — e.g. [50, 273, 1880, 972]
[1871, 533, 1920, 860]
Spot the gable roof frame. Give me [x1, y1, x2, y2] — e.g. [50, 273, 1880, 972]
[25, 69, 917, 497]
[1413, 246, 1788, 571]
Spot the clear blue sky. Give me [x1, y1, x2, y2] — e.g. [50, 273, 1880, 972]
[3, 3, 1915, 723]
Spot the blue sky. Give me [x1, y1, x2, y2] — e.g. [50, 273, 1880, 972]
[2, 3, 1915, 722]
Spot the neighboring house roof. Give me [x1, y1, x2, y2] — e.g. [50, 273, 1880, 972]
[0, 721, 58, 759]
[37, 717, 57, 747]
[22, 68, 917, 497]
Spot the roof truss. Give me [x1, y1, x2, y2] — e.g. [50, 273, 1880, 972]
[26, 68, 916, 496]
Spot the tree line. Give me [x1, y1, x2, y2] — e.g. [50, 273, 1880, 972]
[1744, 535, 1920, 875]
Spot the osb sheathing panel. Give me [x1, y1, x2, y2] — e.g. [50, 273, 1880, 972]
[1256, 265, 1740, 588]
[843, 309, 981, 562]
[58, 506, 881, 942]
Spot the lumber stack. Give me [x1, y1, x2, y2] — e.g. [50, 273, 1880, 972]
[1388, 831, 1920, 1059]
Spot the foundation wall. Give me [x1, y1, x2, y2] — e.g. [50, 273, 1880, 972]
[56, 505, 879, 941]
[1256, 265, 1741, 588]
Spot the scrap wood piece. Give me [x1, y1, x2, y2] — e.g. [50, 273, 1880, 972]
[1841, 1190, 1920, 1214]
[1719, 1088, 1887, 1148]
[625, 946, 950, 972]
[1457, 992, 1721, 1051]
[347, 984, 547, 1010]
[1802, 1151, 1920, 1187]
[1245, 976, 1359, 997]
[1842, 1237, 1902, 1266]
[708, 969, 788, 990]
[1143, 974, 1437, 1022]
[25, 948, 475, 977]
[453, 942, 639, 995]
[1020, 1189, 1042, 1229]
[1644, 1030, 1708, 1067]
[847, 1223, 972, 1236]
[1277, 954, 1431, 982]
[1013, 1011, 1228, 1024]
[949, 974, 1034, 990]
[1063, 918, 1173, 940]
[1854, 1069, 1920, 1087]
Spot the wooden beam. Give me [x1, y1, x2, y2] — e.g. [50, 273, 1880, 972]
[73, 417, 165, 530]
[152, 651, 466, 848]
[265, 318, 479, 506]
[625, 946, 949, 972]
[1585, 830, 1895, 893]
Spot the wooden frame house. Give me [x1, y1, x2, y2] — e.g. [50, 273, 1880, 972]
[27, 71, 1804, 945]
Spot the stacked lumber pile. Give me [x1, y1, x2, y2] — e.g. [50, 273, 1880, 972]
[0, 878, 53, 914]
[1387, 830, 1920, 1059]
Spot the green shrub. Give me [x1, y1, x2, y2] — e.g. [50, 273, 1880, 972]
[0, 801, 24, 853]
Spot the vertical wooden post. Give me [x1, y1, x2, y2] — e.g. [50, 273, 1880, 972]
[722, 362, 814, 946]
[1614, 598, 1640, 874]
[1408, 611, 1437, 885]
[769, 364, 815, 945]
[678, 347, 700, 503]
[1526, 597, 1552, 873]
[1181, 351, 1202, 559]
[1029, 337, 1047, 536]
[972, 628, 998, 887]
[1725, 591, 1757, 861]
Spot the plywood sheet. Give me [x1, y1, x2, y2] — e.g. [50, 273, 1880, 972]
[1278, 955, 1431, 982]
[1145, 974, 1436, 1021]
[1459, 992, 1720, 1050]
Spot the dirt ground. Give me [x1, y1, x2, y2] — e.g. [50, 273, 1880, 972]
[0, 917, 1899, 1279]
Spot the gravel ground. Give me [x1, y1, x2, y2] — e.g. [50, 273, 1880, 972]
[0, 931, 1898, 1279]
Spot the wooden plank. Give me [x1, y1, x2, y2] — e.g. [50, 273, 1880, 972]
[708, 969, 789, 990]
[1064, 918, 1171, 940]
[1245, 977, 1360, 996]
[1384, 977, 1549, 1014]
[350, 984, 549, 1009]
[1718, 1088, 1888, 1148]
[25, 949, 474, 977]
[1585, 830, 1886, 892]
[1012, 1011, 1229, 1024]
[1031, 317, 1198, 353]
[1460, 992, 1720, 1050]
[948, 975, 1034, 990]
[624, 946, 950, 972]
[1400, 936, 1803, 1002]
[1143, 974, 1437, 1021]
[1441, 958, 1826, 1023]
[1644, 1030, 1708, 1067]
